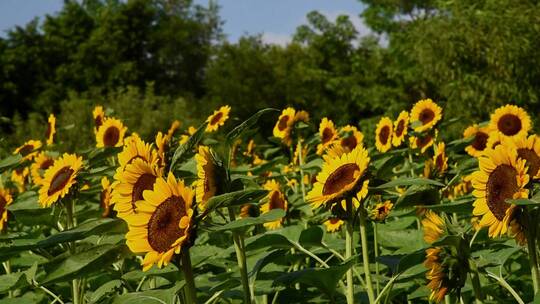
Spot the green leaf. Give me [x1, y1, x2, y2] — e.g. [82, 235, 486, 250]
[170, 122, 208, 171]
[203, 189, 268, 213]
[89, 279, 123, 303]
[110, 281, 185, 304]
[507, 198, 540, 206]
[422, 200, 473, 213]
[374, 177, 445, 189]
[226, 108, 278, 142]
[7, 191, 55, 226]
[208, 209, 285, 232]
[0, 272, 28, 294]
[0, 154, 22, 173]
[298, 226, 323, 248]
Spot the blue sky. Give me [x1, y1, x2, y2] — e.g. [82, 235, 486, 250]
[0, 0, 367, 44]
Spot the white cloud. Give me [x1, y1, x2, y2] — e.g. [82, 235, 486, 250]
[261, 32, 292, 46]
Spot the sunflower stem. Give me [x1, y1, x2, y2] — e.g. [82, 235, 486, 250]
[372, 222, 380, 297]
[229, 208, 252, 304]
[469, 260, 484, 303]
[296, 140, 307, 204]
[345, 216, 355, 304]
[359, 210, 376, 304]
[180, 248, 197, 304]
[525, 217, 540, 293]
[65, 199, 80, 304]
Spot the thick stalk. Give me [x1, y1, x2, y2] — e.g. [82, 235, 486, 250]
[229, 208, 252, 303]
[526, 228, 540, 293]
[359, 210, 375, 304]
[345, 199, 355, 304]
[65, 200, 80, 304]
[470, 271, 483, 304]
[296, 141, 307, 203]
[181, 249, 197, 303]
[372, 223, 380, 296]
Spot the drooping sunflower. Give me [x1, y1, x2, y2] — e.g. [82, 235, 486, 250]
[324, 218, 344, 232]
[424, 247, 450, 303]
[125, 173, 194, 271]
[100, 176, 113, 217]
[422, 210, 445, 244]
[38, 153, 83, 207]
[409, 134, 435, 153]
[316, 118, 338, 155]
[112, 158, 162, 219]
[307, 145, 370, 209]
[339, 125, 364, 153]
[195, 146, 223, 210]
[14, 140, 42, 161]
[0, 188, 13, 231]
[375, 117, 393, 153]
[166, 120, 181, 141]
[489, 104, 531, 139]
[503, 134, 540, 179]
[240, 204, 259, 218]
[432, 142, 448, 175]
[93, 106, 105, 130]
[155, 131, 168, 168]
[45, 114, 56, 146]
[392, 111, 409, 147]
[273, 107, 296, 146]
[486, 131, 503, 150]
[116, 136, 158, 173]
[410, 99, 442, 132]
[30, 152, 55, 185]
[370, 201, 393, 221]
[11, 167, 29, 193]
[206, 105, 231, 132]
[463, 124, 489, 157]
[294, 110, 310, 123]
[260, 180, 288, 230]
[95, 118, 127, 148]
[471, 145, 529, 239]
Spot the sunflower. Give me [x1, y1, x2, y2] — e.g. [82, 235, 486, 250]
[486, 131, 503, 150]
[0, 188, 13, 231]
[14, 140, 42, 161]
[100, 176, 112, 217]
[503, 134, 540, 179]
[155, 132, 168, 167]
[422, 210, 445, 244]
[432, 142, 448, 175]
[463, 124, 489, 157]
[273, 108, 296, 146]
[317, 118, 338, 155]
[391, 111, 409, 147]
[45, 114, 56, 146]
[93, 106, 105, 130]
[489, 104, 531, 139]
[424, 247, 449, 303]
[375, 117, 393, 152]
[166, 120, 181, 141]
[125, 173, 194, 271]
[339, 125, 364, 153]
[307, 145, 370, 209]
[11, 167, 29, 193]
[95, 118, 127, 148]
[324, 218, 344, 232]
[112, 158, 162, 219]
[30, 152, 55, 185]
[116, 136, 158, 173]
[260, 180, 288, 230]
[370, 201, 393, 221]
[294, 110, 310, 123]
[206, 105, 231, 132]
[471, 145, 529, 239]
[293, 140, 308, 165]
[244, 139, 256, 157]
[240, 204, 259, 218]
[409, 134, 435, 153]
[410, 99, 442, 132]
[195, 146, 223, 210]
[179, 126, 197, 145]
[38, 153, 83, 207]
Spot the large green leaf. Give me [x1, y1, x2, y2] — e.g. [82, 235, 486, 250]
[226, 108, 278, 142]
[88, 279, 123, 303]
[208, 209, 285, 232]
[0, 272, 28, 294]
[170, 122, 208, 171]
[374, 177, 445, 189]
[203, 189, 268, 213]
[0, 154, 22, 173]
[110, 281, 185, 304]
[7, 191, 55, 226]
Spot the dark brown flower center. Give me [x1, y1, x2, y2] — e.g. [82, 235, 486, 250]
[322, 128, 334, 144]
[435, 154, 445, 171]
[0, 195, 7, 217]
[103, 127, 120, 147]
[341, 136, 357, 152]
[497, 114, 522, 136]
[47, 166, 74, 195]
[45, 122, 52, 139]
[518, 148, 540, 178]
[148, 196, 187, 252]
[210, 112, 224, 125]
[323, 163, 360, 196]
[132, 174, 156, 204]
[277, 115, 290, 131]
[40, 159, 54, 170]
[395, 120, 405, 137]
[329, 218, 340, 224]
[269, 191, 285, 210]
[472, 131, 488, 151]
[95, 116, 103, 129]
[18, 144, 34, 156]
[417, 136, 432, 148]
[486, 164, 518, 221]
[419, 109, 435, 125]
[378, 126, 390, 145]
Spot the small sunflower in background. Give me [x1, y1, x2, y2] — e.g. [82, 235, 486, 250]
[45, 114, 56, 146]
[273, 107, 296, 146]
[116, 136, 158, 173]
[486, 131, 503, 150]
[294, 110, 310, 123]
[38, 153, 83, 207]
[30, 152, 55, 185]
[424, 247, 449, 303]
[375, 117, 393, 153]
[180, 126, 197, 145]
[11, 167, 30, 193]
[316, 118, 338, 155]
[195, 146, 223, 211]
[370, 200, 393, 222]
[0, 188, 13, 231]
[432, 142, 448, 175]
[293, 140, 308, 166]
[471, 145, 529, 240]
[166, 120, 181, 141]
[112, 158, 162, 219]
[307, 145, 370, 209]
[489, 104, 531, 139]
[409, 133, 435, 154]
[96, 118, 127, 148]
[410, 99, 442, 133]
[422, 210, 445, 243]
[240, 204, 259, 218]
[155, 131, 168, 167]
[503, 134, 540, 179]
[392, 111, 409, 147]
[93, 105, 105, 131]
[324, 218, 344, 232]
[338, 125, 364, 153]
[14, 139, 42, 161]
[463, 124, 489, 157]
[260, 180, 288, 230]
[206, 105, 231, 132]
[100, 176, 112, 217]
[125, 173, 194, 271]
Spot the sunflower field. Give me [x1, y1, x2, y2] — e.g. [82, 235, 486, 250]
[0, 99, 539, 304]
